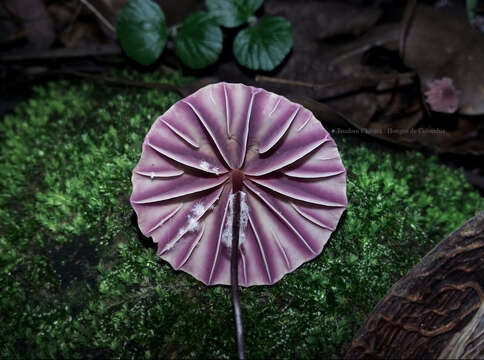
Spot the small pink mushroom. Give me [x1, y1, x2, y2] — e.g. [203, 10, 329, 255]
[424, 77, 460, 113]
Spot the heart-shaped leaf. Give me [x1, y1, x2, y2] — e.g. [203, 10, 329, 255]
[206, 0, 263, 28]
[116, 0, 167, 66]
[176, 12, 223, 69]
[233, 16, 293, 71]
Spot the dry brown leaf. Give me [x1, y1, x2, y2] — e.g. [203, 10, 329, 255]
[48, 3, 77, 26]
[266, 0, 382, 52]
[60, 22, 107, 48]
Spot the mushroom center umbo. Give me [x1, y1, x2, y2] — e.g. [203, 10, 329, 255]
[231, 169, 245, 192]
[442, 86, 455, 99]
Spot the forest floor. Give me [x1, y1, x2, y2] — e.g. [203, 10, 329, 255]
[0, 71, 482, 359]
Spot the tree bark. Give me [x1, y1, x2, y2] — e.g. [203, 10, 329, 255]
[345, 211, 484, 359]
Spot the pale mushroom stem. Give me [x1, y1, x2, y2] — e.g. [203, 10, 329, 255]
[231, 190, 245, 360]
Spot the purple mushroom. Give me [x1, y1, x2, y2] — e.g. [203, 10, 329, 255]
[424, 77, 460, 114]
[130, 82, 347, 287]
[131, 82, 347, 358]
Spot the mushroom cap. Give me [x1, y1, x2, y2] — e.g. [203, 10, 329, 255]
[130, 82, 347, 286]
[424, 77, 460, 114]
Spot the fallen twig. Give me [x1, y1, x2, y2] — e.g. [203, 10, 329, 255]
[255, 72, 415, 92]
[0, 44, 121, 61]
[79, 0, 115, 32]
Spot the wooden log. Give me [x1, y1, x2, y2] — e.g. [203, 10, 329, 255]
[345, 212, 484, 359]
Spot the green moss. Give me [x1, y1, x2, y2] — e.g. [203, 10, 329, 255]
[0, 71, 482, 359]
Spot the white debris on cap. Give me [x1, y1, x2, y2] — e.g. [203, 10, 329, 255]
[222, 191, 249, 249]
[191, 201, 206, 218]
[239, 192, 249, 246]
[165, 201, 208, 253]
[179, 201, 206, 236]
[200, 160, 221, 175]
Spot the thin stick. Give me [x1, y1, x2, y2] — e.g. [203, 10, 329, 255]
[231, 191, 245, 360]
[79, 0, 115, 32]
[0, 44, 121, 61]
[255, 72, 415, 91]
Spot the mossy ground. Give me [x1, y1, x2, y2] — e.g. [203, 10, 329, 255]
[1, 71, 482, 359]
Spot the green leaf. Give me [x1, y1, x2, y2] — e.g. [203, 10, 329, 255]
[467, 0, 478, 22]
[206, 0, 263, 28]
[233, 16, 293, 71]
[176, 12, 223, 69]
[116, 0, 167, 66]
